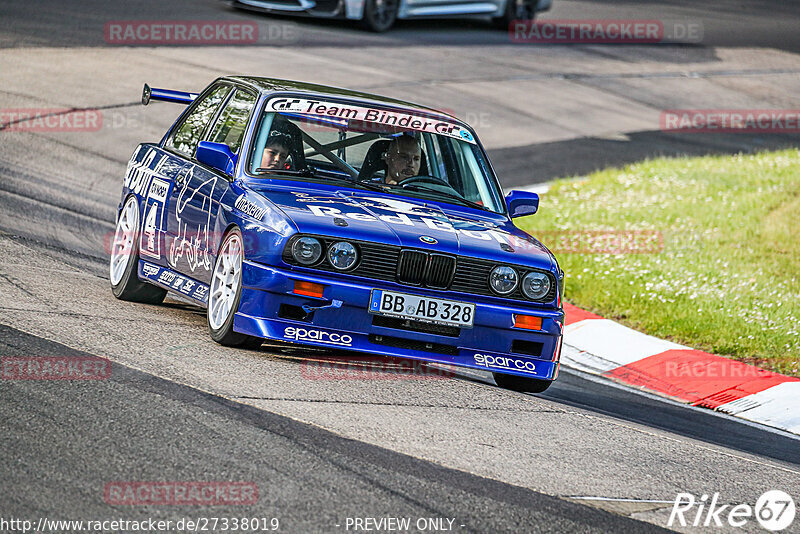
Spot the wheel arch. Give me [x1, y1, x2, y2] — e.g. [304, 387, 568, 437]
[117, 191, 143, 224]
[216, 222, 242, 254]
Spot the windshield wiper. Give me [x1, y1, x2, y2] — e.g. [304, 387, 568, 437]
[354, 180, 391, 193]
[254, 167, 316, 177]
[401, 184, 490, 211]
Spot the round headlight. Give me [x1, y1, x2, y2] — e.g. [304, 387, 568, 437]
[327, 241, 358, 270]
[522, 271, 551, 300]
[489, 265, 518, 295]
[291, 237, 322, 265]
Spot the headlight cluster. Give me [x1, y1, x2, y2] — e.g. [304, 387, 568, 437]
[290, 237, 358, 271]
[489, 265, 552, 301]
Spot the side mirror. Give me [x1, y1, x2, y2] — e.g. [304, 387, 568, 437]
[505, 190, 539, 218]
[196, 141, 237, 176]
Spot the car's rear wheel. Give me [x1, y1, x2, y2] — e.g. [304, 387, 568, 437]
[208, 227, 262, 348]
[110, 196, 167, 304]
[493, 372, 552, 393]
[492, 0, 536, 30]
[360, 0, 398, 32]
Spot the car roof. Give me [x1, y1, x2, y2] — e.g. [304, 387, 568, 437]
[222, 76, 463, 124]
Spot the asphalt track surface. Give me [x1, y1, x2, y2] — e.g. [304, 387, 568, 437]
[0, 325, 663, 533]
[1, 1, 800, 533]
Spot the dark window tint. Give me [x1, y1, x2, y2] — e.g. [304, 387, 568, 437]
[166, 85, 230, 157]
[208, 89, 257, 153]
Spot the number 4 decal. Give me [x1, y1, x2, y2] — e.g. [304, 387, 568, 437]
[142, 203, 159, 256]
[139, 178, 170, 259]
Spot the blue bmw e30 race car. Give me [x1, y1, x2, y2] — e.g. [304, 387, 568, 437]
[110, 77, 564, 392]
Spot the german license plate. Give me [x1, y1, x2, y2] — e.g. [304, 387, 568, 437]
[368, 289, 475, 328]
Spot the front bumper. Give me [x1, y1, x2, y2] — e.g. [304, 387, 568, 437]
[235, 260, 563, 381]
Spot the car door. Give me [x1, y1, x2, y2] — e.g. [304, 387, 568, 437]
[166, 85, 257, 287]
[162, 83, 232, 286]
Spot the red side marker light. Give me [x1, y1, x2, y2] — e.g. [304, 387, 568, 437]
[294, 280, 324, 298]
[514, 314, 543, 330]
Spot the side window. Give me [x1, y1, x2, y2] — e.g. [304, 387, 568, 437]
[208, 89, 257, 153]
[166, 85, 231, 157]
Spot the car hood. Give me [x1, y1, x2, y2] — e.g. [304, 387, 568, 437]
[247, 182, 554, 271]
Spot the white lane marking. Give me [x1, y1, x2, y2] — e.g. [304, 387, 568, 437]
[569, 496, 674, 503]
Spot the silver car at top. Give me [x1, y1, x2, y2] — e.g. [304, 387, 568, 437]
[230, 0, 552, 32]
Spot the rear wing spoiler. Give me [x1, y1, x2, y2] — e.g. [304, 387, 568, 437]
[141, 83, 199, 105]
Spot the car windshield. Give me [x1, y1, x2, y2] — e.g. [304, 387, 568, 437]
[246, 98, 505, 213]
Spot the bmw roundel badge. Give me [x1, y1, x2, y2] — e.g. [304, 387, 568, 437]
[419, 236, 438, 244]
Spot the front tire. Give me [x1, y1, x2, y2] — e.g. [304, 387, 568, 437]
[109, 196, 167, 304]
[360, 0, 398, 32]
[208, 227, 262, 348]
[493, 372, 552, 393]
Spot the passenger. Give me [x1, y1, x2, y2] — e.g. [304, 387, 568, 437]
[259, 129, 292, 169]
[382, 134, 421, 185]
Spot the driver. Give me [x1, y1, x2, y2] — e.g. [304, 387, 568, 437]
[382, 134, 421, 185]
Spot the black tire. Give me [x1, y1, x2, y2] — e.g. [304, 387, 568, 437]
[207, 227, 262, 348]
[492, 0, 536, 30]
[109, 196, 167, 304]
[360, 0, 398, 32]
[493, 372, 552, 393]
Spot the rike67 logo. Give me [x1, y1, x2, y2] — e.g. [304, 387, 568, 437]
[668, 490, 795, 531]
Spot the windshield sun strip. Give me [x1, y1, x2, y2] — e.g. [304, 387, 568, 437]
[263, 96, 477, 144]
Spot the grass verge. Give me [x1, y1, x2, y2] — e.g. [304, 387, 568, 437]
[519, 149, 799, 376]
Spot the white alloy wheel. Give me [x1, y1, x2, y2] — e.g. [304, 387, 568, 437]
[208, 232, 243, 331]
[110, 197, 138, 286]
